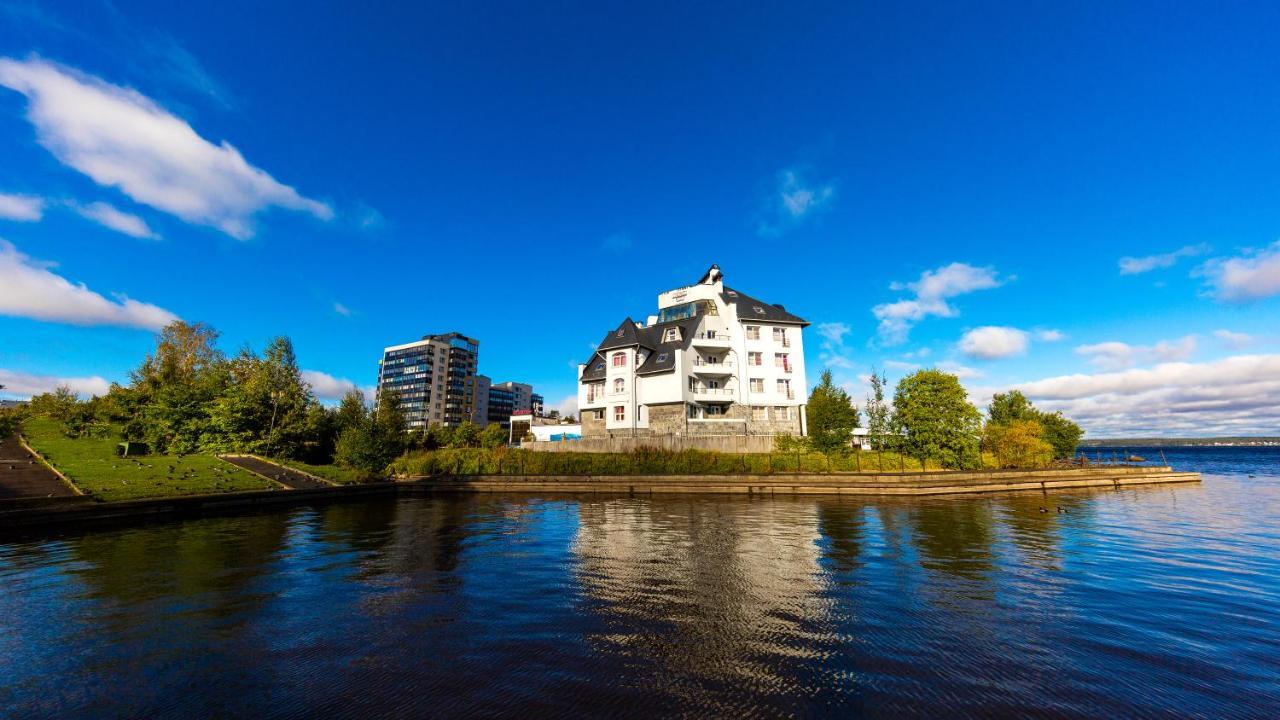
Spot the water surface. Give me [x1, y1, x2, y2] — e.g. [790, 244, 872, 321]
[2, 447, 1278, 718]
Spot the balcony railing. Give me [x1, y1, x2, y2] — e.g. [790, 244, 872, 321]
[689, 387, 735, 397]
[692, 357, 733, 366]
[693, 331, 731, 345]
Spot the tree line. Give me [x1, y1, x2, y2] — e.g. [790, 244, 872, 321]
[799, 367, 1083, 469]
[9, 321, 510, 475]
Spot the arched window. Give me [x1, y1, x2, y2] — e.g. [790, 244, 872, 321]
[613, 378, 625, 394]
[612, 352, 626, 367]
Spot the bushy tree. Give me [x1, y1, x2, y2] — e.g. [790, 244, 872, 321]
[334, 390, 406, 475]
[807, 369, 860, 454]
[479, 423, 508, 448]
[891, 369, 982, 469]
[864, 369, 890, 449]
[130, 321, 228, 453]
[985, 390, 1084, 460]
[984, 419, 1053, 468]
[27, 386, 80, 420]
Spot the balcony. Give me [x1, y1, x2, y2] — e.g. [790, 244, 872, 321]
[689, 386, 735, 401]
[693, 331, 731, 349]
[692, 358, 734, 375]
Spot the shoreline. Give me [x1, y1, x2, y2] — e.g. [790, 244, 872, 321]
[0, 466, 1198, 536]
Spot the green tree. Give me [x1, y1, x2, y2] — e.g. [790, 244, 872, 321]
[27, 385, 80, 420]
[987, 390, 1037, 425]
[864, 369, 890, 449]
[130, 321, 228, 454]
[1037, 410, 1084, 460]
[891, 369, 983, 469]
[984, 419, 1053, 468]
[479, 423, 508, 449]
[334, 390, 405, 476]
[806, 369, 860, 454]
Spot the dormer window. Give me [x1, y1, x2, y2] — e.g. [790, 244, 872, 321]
[656, 353, 669, 363]
[616, 329, 625, 338]
[663, 327, 680, 342]
[753, 306, 765, 315]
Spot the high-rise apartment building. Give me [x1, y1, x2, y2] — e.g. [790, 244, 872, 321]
[378, 332, 480, 429]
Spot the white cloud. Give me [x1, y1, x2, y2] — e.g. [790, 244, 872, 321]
[1118, 243, 1210, 275]
[0, 192, 45, 221]
[332, 301, 353, 317]
[72, 200, 158, 239]
[1213, 329, 1254, 350]
[986, 354, 1280, 437]
[873, 263, 1005, 344]
[554, 394, 579, 418]
[0, 368, 111, 399]
[1198, 241, 1280, 301]
[0, 56, 332, 239]
[1036, 329, 1065, 342]
[301, 369, 373, 402]
[1074, 335, 1197, 370]
[937, 361, 984, 379]
[0, 238, 178, 329]
[959, 326, 1029, 360]
[758, 168, 834, 235]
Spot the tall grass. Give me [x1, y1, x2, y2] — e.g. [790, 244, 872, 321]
[389, 446, 948, 477]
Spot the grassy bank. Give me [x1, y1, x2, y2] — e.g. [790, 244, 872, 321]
[273, 457, 371, 485]
[22, 418, 277, 502]
[390, 446, 947, 477]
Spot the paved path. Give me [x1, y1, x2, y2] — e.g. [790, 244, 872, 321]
[0, 435, 78, 499]
[218, 455, 334, 490]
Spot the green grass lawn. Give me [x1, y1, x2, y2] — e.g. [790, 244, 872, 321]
[22, 418, 277, 502]
[272, 457, 370, 485]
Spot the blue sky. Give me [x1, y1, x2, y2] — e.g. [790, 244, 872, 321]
[2, 1, 1280, 437]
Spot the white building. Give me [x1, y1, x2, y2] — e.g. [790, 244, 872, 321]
[577, 265, 809, 437]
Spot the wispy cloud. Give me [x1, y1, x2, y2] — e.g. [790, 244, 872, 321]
[1213, 329, 1254, 350]
[758, 168, 834, 235]
[332, 301, 354, 317]
[815, 321, 858, 371]
[1036, 329, 1065, 342]
[1118, 243, 1210, 275]
[0, 55, 332, 239]
[0, 192, 45, 221]
[0, 368, 111, 399]
[1197, 241, 1280, 302]
[71, 200, 158, 239]
[1074, 335, 1197, 370]
[873, 263, 1006, 345]
[0, 238, 178, 329]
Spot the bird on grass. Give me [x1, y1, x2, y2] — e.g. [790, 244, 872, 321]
[1038, 506, 1048, 513]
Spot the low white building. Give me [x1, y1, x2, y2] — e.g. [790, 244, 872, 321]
[577, 265, 809, 437]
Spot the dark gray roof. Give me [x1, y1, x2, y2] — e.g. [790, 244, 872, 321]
[723, 286, 808, 326]
[582, 316, 697, 379]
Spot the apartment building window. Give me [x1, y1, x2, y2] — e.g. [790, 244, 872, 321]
[663, 327, 680, 342]
[775, 406, 793, 420]
[706, 405, 724, 416]
[750, 378, 764, 393]
[746, 325, 760, 340]
[614, 406, 626, 422]
[778, 379, 791, 397]
[613, 378, 625, 394]
[773, 327, 786, 342]
[748, 351, 763, 366]
[752, 406, 768, 421]
[775, 353, 790, 370]
[612, 352, 626, 367]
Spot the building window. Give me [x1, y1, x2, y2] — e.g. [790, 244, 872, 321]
[773, 327, 786, 342]
[752, 406, 768, 421]
[774, 353, 789, 369]
[614, 405, 626, 422]
[612, 352, 626, 367]
[775, 406, 793, 420]
[777, 379, 791, 398]
[663, 327, 680, 342]
[749, 378, 764, 393]
[748, 351, 763, 366]
[706, 405, 724, 416]
[613, 378, 625, 394]
[746, 325, 760, 340]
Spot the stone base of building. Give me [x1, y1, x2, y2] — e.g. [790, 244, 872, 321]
[580, 402, 802, 440]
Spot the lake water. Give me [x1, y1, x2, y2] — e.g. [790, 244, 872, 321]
[2, 448, 1278, 718]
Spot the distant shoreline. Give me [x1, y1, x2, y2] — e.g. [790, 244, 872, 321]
[1079, 438, 1280, 448]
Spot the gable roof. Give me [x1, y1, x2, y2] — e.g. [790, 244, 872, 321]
[582, 316, 698, 380]
[723, 286, 808, 326]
